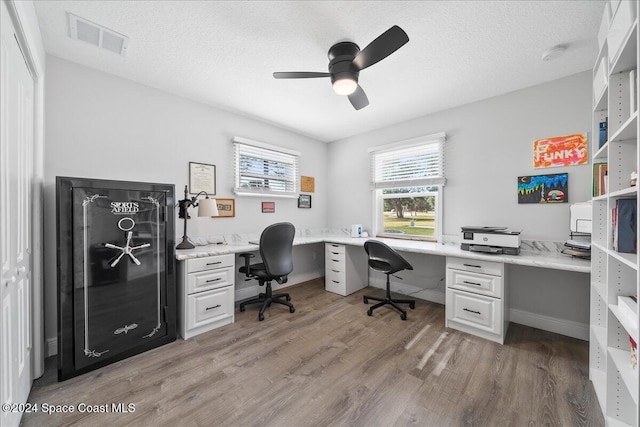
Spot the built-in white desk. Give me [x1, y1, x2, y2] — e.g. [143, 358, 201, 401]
[175, 235, 590, 273]
[175, 235, 590, 341]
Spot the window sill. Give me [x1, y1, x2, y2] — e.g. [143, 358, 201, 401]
[376, 234, 437, 243]
[233, 190, 299, 199]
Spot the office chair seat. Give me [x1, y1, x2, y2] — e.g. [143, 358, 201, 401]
[363, 240, 416, 320]
[238, 222, 296, 321]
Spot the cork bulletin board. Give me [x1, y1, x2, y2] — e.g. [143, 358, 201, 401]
[301, 176, 315, 192]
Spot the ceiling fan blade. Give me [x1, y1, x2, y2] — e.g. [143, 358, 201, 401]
[352, 25, 409, 71]
[273, 72, 331, 79]
[348, 85, 369, 110]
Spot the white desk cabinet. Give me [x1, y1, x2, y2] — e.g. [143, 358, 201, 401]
[178, 254, 235, 339]
[324, 243, 368, 296]
[445, 256, 508, 344]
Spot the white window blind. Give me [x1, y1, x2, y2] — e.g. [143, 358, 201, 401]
[233, 137, 300, 197]
[370, 132, 446, 189]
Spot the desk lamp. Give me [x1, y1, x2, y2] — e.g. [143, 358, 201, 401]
[176, 184, 218, 249]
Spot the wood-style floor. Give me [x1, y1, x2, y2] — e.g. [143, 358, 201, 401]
[22, 279, 603, 427]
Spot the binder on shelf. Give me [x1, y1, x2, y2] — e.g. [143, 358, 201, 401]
[612, 198, 637, 253]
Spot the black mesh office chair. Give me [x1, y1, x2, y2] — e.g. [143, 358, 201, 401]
[363, 240, 415, 320]
[238, 222, 296, 321]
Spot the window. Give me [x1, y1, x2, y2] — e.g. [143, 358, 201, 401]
[370, 132, 446, 241]
[233, 137, 300, 197]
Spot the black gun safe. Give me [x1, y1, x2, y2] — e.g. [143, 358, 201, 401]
[57, 177, 176, 380]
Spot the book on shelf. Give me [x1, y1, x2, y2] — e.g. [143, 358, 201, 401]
[631, 335, 638, 370]
[612, 198, 637, 253]
[599, 117, 608, 148]
[593, 163, 608, 197]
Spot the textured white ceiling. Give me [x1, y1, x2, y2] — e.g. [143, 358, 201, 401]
[33, 0, 605, 142]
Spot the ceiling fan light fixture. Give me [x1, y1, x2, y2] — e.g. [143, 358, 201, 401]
[332, 76, 358, 96]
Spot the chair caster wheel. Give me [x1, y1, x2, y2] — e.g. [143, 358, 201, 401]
[289, 307, 295, 313]
[258, 314, 264, 321]
[401, 313, 407, 321]
[367, 309, 373, 316]
[286, 296, 291, 301]
[239, 306, 246, 312]
[363, 297, 368, 304]
[409, 302, 415, 309]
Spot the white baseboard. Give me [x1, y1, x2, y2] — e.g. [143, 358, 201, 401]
[509, 308, 589, 341]
[46, 337, 57, 357]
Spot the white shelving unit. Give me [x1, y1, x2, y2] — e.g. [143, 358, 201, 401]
[590, 2, 640, 425]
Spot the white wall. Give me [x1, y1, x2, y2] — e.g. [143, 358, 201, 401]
[326, 71, 593, 339]
[327, 71, 593, 241]
[43, 56, 328, 347]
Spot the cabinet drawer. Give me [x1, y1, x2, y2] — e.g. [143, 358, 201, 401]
[325, 253, 345, 272]
[187, 286, 234, 331]
[187, 266, 234, 294]
[446, 289, 502, 336]
[446, 269, 502, 298]
[447, 256, 504, 277]
[325, 269, 346, 295]
[325, 243, 346, 255]
[187, 253, 235, 273]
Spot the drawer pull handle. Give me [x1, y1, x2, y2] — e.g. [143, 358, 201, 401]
[206, 261, 222, 265]
[462, 280, 481, 286]
[331, 269, 340, 273]
[331, 252, 340, 255]
[463, 308, 481, 315]
[463, 263, 482, 269]
[206, 304, 221, 311]
[206, 278, 222, 283]
[332, 259, 340, 262]
[332, 280, 339, 283]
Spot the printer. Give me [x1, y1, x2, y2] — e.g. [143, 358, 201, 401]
[460, 226, 521, 255]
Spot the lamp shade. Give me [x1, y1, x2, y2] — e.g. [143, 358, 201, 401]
[197, 198, 219, 217]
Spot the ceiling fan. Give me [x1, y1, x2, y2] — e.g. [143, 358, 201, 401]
[273, 25, 409, 110]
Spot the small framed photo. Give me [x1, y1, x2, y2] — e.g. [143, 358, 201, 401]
[298, 194, 312, 209]
[262, 201, 275, 213]
[215, 198, 235, 217]
[189, 162, 216, 195]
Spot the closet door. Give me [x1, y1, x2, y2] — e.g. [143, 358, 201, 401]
[0, 2, 34, 426]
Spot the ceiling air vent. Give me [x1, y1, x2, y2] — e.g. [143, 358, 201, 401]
[68, 13, 129, 56]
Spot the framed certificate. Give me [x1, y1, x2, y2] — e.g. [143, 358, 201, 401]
[189, 162, 216, 195]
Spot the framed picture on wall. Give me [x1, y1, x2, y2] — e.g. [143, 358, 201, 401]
[262, 202, 275, 213]
[517, 173, 568, 204]
[215, 198, 235, 217]
[189, 162, 216, 195]
[298, 194, 311, 208]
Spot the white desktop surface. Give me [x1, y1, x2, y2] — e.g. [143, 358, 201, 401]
[175, 235, 590, 274]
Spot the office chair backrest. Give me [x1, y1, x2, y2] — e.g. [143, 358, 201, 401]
[364, 240, 413, 274]
[260, 222, 295, 277]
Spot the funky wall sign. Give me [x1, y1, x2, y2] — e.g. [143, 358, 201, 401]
[533, 133, 588, 168]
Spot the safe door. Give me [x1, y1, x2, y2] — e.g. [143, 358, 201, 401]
[57, 177, 176, 380]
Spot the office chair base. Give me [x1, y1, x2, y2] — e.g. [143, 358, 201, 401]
[239, 285, 295, 321]
[363, 295, 415, 321]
